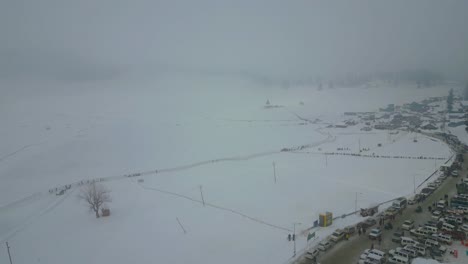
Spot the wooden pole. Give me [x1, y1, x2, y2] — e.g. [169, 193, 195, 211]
[273, 162, 277, 183]
[199, 185, 205, 206]
[6, 242, 13, 264]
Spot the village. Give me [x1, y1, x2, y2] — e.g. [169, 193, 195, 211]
[296, 91, 468, 264]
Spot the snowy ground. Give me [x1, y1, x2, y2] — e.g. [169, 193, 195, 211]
[0, 75, 459, 263]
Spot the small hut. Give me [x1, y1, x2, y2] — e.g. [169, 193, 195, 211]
[101, 208, 110, 217]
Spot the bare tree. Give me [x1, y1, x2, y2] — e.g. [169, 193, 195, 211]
[78, 183, 111, 218]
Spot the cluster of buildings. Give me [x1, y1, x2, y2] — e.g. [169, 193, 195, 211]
[340, 95, 468, 133]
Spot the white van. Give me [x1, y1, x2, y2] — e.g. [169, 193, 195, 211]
[392, 197, 407, 210]
[425, 238, 440, 248]
[390, 247, 410, 259]
[437, 233, 452, 245]
[402, 246, 418, 258]
[424, 225, 438, 234]
[441, 222, 455, 232]
[400, 237, 417, 247]
[366, 253, 384, 263]
[370, 249, 386, 259]
[407, 244, 425, 256]
[436, 200, 446, 209]
[410, 227, 430, 238]
[388, 255, 409, 264]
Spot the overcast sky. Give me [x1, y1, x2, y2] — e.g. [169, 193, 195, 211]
[2, 0, 468, 81]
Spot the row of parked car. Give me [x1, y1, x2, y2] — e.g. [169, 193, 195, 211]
[376, 169, 456, 263]
[386, 221, 451, 263]
[384, 192, 468, 263]
[304, 226, 357, 261]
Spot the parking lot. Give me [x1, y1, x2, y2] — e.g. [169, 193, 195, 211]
[297, 153, 468, 264]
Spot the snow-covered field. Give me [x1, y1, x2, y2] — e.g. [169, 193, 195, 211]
[0, 74, 458, 263]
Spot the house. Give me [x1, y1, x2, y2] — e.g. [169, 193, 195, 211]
[406, 102, 429, 113]
[101, 208, 110, 217]
[421, 123, 438, 130]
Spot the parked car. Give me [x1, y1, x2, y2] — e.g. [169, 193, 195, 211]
[425, 220, 438, 228]
[431, 210, 442, 220]
[330, 229, 345, 242]
[369, 228, 382, 240]
[361, 218, 377, 228]
[391, 229, 404, 243]
[344, 226, 356, 235]
[304, 248, 319, 260]
[402, 220, 414, 230]
[461, 223, 468, 232]
[385, 207, 399, 218]
[318, 240, 333, 251]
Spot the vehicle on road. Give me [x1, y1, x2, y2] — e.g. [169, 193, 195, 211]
[369, 228, 382, 240]
[318, 240, 333, 251]
[432, 233, 452, 245]
[305, 248, 319, 260]
[388, 255, 409, 264]
[461, 223, 468, 232]
[360, 218, 377, 229]
[385, 207, 399, 218]
[391, 229, 404, 243]
[406, 244, 425, 256]
[436, 200, 446, 210]
[330, 229, 345, 242]
[401, 220, 414, 230]
[392, 197, 407, 210]
[389, 247, 410, 259]
[400, 237, 417, 247]
[344, 226, 356, 235]
[401, 245, 418, 258]
[431, 210, 442, 220]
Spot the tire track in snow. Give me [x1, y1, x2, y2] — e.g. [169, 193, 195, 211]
[0, 141, 46, 163]
[0, 192, 43, 211]
[137, 183, 293, 232]
[0, 187, 75, 244]
[0, 110, 334, 237]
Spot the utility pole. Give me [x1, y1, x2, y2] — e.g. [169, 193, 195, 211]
[355, 192, 358, 213]
[325, 154, 328, 167]
[6, 242, 13, 264]
[413, 175, 416, 194]
[272, 162, 277, 183]
[355, 192, 363, 214]
[292, 222, 301, 257]
[199, 185, 205, 206]
[358, 138, 361, 152]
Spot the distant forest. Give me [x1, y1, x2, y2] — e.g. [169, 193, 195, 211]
[241, 69, 444, 89]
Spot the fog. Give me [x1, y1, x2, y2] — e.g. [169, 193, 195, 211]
[2, 0, 468, 82]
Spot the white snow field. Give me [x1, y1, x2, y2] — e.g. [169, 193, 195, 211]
[0, 74, 456, 263]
